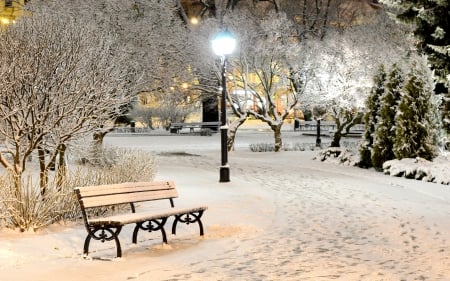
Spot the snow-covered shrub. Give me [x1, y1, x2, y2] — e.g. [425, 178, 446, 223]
[0, 148, 156, 231]
[249, 143, 276, 152]
[382, 156, 450, 185]
[359, 65, 385, 168]
[315, 147, 357, 166]
[73, 147, 156, 184]
[372, 64, 403, 169]
[250, 142, 334, 152]
[393, 59, 439, 160]
[0, 173, 77, 231]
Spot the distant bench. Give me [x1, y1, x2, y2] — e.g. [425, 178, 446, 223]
[294, 120, 364, 136]
[294, 120, 337, 132]
[74, 181, 207, 258]
[169, 121, 221, 134]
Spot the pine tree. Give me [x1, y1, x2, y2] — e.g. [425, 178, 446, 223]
[371, 64, 403, 170]
[359, 65, 386, 168]
[384, 0, 450, 132]
[393, 60, 438, 160]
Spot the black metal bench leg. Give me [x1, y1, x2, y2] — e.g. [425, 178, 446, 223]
[114, 236, 123, 258]
[83, 234, 92, 256]
[172, 210, 205, 236]
[172, 215, 179, 235]
[132, 218, 168, 245]
[198, 217, 205, 236]
[161, 224, 168, 244]
[84, 226, 123, 258]
[132, 223, 141, 244]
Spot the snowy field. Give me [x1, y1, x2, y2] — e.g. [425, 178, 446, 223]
[0, 128, 450, 281]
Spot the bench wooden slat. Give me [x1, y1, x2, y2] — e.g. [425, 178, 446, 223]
[81, 189, 178, 208]
[170, 121, 220, 127]
[76, 181, 175, 197]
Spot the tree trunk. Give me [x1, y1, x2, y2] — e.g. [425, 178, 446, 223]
[92, 131, 108, 164]
[227, 116, 247, 151]
[38, 147, 48, 195]
[330, 129, 342, 147]
[56, 144, 67, 190]
[272, 124, 283, 152]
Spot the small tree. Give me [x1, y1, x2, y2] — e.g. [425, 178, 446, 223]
[371, 64, 403, 169]
[359, 65, 386, 168]
[329, 104, 363, 148]
[393, 59, 439, 160]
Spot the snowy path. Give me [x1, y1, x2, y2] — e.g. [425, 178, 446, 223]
[143, 147, 450, 281]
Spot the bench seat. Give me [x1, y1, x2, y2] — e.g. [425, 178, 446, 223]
[169, 121, 220, 134]
[88, 206, 208, 226]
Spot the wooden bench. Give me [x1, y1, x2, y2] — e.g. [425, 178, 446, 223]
[74, 181, 207, 258]
[169, 121, 221, 134]
[294, 120, 337, 132]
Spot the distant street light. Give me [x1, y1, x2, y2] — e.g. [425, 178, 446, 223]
[211, 30, 237, 183]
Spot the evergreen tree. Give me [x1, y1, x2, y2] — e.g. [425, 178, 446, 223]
[393, 60, 438, 160]
[371, 64, 403, 170]
[383, 0, 450, 132]
[359, 65, 386, 168]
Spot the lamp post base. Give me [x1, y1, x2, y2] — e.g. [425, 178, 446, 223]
[219, 166, 230, 182]
[315, 138, 322, 147]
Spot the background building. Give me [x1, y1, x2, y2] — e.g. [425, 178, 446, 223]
[0, 0, 25, 25]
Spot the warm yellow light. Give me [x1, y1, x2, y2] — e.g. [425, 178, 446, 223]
[182, 83, 189, 89]
[0, 17, 10, 25]
[190, 17, 199, 25]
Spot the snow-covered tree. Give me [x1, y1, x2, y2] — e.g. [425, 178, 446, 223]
[359, 65, 386, 168]
[225, 10, 309, 152]
[302, 12, 414, 149]
[192, 9, 308, 152]
[39, 0, 202, 131]
[381, 0, 450, 133]
[371, 64, 403, 169]
[393, 58, 439, 160]
[0, 11, 139, 192]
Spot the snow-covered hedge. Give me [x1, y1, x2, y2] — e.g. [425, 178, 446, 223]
[314, 147, 358, 166]
[383, 155, 450, 185]
[316, 148, 450, 185]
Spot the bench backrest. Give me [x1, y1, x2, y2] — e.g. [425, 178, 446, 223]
[171, 121, 221, 127]
[74, 181, 178, 209]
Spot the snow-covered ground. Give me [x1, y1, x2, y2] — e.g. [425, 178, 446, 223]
[0, 126, 449, 280]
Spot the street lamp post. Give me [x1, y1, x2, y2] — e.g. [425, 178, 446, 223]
[211, 30, 237, 183]
[316, 118, 321, 147]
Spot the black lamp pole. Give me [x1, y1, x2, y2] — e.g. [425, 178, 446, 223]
[316, 118, 321, 147]
[219, 57, 230, 182]
[211, 29, 236, 183]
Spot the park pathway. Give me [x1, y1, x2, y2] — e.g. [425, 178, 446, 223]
[147, 149, 450, 281]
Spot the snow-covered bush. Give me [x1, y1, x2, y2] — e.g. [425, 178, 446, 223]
[315, 147, 357, 166]
[383, 155, 450, 185]
[0, 148, 156, 231]
[359, 65, 385, 168]
[393, 59, 440, 160]
[371, 64, 403, 169]
[0, 173, 76, 232]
